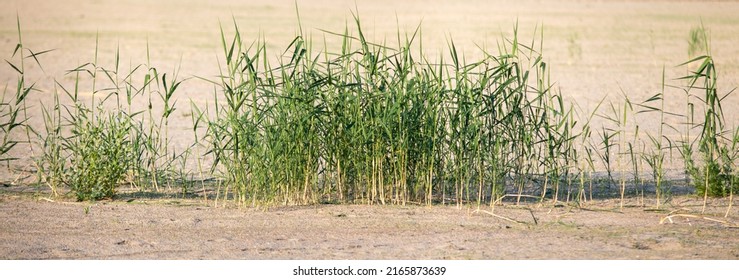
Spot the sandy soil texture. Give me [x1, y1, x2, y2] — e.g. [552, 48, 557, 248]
[1, 189, 737, 259]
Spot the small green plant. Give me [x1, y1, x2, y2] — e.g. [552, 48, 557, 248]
[66, 108, 132, 201]
[688, 25, 707, 58]
[0, 82, 28, 165]
[32, 30, 187, 200]
[637, 68, 669, 207]
[37, 87, 64, 196]
[2, 16, 50, 168]
[573, 99, 603, 204]
[567, 32, 582, 61]
[678, 25, 738, 211]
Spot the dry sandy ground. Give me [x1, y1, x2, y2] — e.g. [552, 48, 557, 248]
[2, 0, 739, 174]
[1, 188, 737, 259]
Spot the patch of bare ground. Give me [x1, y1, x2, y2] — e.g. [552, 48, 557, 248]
[1, 189, 736, 259]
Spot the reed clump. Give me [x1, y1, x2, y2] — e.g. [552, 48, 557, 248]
[678, 25, 738, 205]
[200, 18, 583, 207]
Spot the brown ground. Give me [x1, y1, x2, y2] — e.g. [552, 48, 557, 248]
[1, 188, 737, 259]
[2, 0, 739, 260]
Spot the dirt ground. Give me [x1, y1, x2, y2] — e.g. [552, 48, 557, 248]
[1, 187, 737, 260]
[2, 0, 739, 260]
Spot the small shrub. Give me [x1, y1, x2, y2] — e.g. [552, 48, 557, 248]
[66, 110, 132, 201]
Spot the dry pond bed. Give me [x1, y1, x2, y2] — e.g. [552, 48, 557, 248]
[1, 188, 737, 260]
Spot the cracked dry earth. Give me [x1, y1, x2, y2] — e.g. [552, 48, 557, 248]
[1, 192, 737, 259]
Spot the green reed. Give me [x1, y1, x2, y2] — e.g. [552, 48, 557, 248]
[16, 13, 736, 208]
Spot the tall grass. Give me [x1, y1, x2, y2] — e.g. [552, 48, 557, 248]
[2, 16, 48, 170]
[199, 18, 588, 207]
[637, 68, 669, 207]
[678, 25, 738, 211]
[16, 14, 736, 210]
[31, 31, 188, 200]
